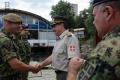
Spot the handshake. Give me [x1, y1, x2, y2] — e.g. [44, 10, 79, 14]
[29, 62, 44, 74]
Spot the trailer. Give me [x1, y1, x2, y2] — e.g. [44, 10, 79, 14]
[27, 24, 56, 61]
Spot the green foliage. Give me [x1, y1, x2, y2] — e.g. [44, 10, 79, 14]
[50, 0, 96, 39]
[85, 6, 96, 39]
[50, 0, 76, 28]
[75, 15, 85, 28]
[75, 6, 96, 39]
[75, 9, 88, 28]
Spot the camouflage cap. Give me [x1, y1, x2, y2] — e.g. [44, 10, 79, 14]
[3, 13, 22, 23]
[52, 16, 67, 27]
[93, 0, 119, 7]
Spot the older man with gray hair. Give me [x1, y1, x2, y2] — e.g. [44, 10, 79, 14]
[77, 0, 120, 80]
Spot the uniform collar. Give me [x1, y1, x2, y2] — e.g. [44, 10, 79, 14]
[59, 30, 69, 39]
[3, 30, 13, 39]
[103, 25, 120, 40]
[2, 28, 17, 40]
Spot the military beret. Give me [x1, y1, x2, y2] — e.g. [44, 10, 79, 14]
[93, 0, 118, 7]
[3, 13, 22, 23]
[52, 16, 67, 27]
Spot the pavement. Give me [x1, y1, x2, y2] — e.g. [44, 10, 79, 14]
[28, 61, 56, 80]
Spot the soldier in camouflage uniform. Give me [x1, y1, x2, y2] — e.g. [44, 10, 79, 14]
[0, 13, 39, 80]
[19, 24, 31, 80]
[12, 24, 31, 80]
[77, 0, 120, 80]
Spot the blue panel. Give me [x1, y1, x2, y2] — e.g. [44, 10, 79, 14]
[39, 22, 46, 29]
[28, 24, 38, 29]
[39, 22, 52, 29]
[27, 22, 52, 30]
[0, 23, 3, 29]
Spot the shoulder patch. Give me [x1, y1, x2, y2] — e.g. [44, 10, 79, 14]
[67, 32, 73, 37]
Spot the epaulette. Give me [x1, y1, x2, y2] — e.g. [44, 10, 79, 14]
[66, 32, 73, 37]
[0, 32, 6, 38]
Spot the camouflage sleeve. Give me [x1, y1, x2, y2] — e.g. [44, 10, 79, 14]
[25, 41, 31, 54]
[89, 37, 120, 68]
[67, 36, 80, 59]
[1, 38, 17, 62]
[78, 37, 120, 80]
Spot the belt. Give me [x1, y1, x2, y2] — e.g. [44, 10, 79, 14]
[55, 70, 67, 74]
[55, 70, 68, 80]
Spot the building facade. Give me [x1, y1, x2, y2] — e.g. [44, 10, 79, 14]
[0, 9, 56, 47]
[71, 3, 78, 15]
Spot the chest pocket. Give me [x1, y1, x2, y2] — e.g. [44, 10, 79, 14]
[57, 37, 70, 58]
[54, 43, 65, 55]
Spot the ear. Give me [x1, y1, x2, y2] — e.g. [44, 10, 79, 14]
[104, 6, 114, 21]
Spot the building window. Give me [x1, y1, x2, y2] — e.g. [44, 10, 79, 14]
[27, 16, 33, 24]
[29, 30, 38, 39]
[21, 15, 27, 24]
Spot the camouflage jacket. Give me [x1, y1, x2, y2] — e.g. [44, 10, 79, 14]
[15, 34, 31, 64]
[0, 32, 21, 77]
[14, 34, 31, 79]
[78, 26, 120, 80]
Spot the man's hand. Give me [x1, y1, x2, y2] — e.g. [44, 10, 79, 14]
[8, 58, 40, 73]
[30, 55, 52, 73]
[37, 63, 44, 71]
[67, 57, 86, 80]
[30, 63, 44, 73]
[30, 64, 40, 73]
[69, 57, 85, 71]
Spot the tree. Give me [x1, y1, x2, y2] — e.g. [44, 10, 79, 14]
[75, 15, 85, 28]
[85, 6, 96, 38]
[75, 6, 95, 38]
[50, 0, 76, 28]
[75, 9, 89, 28]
